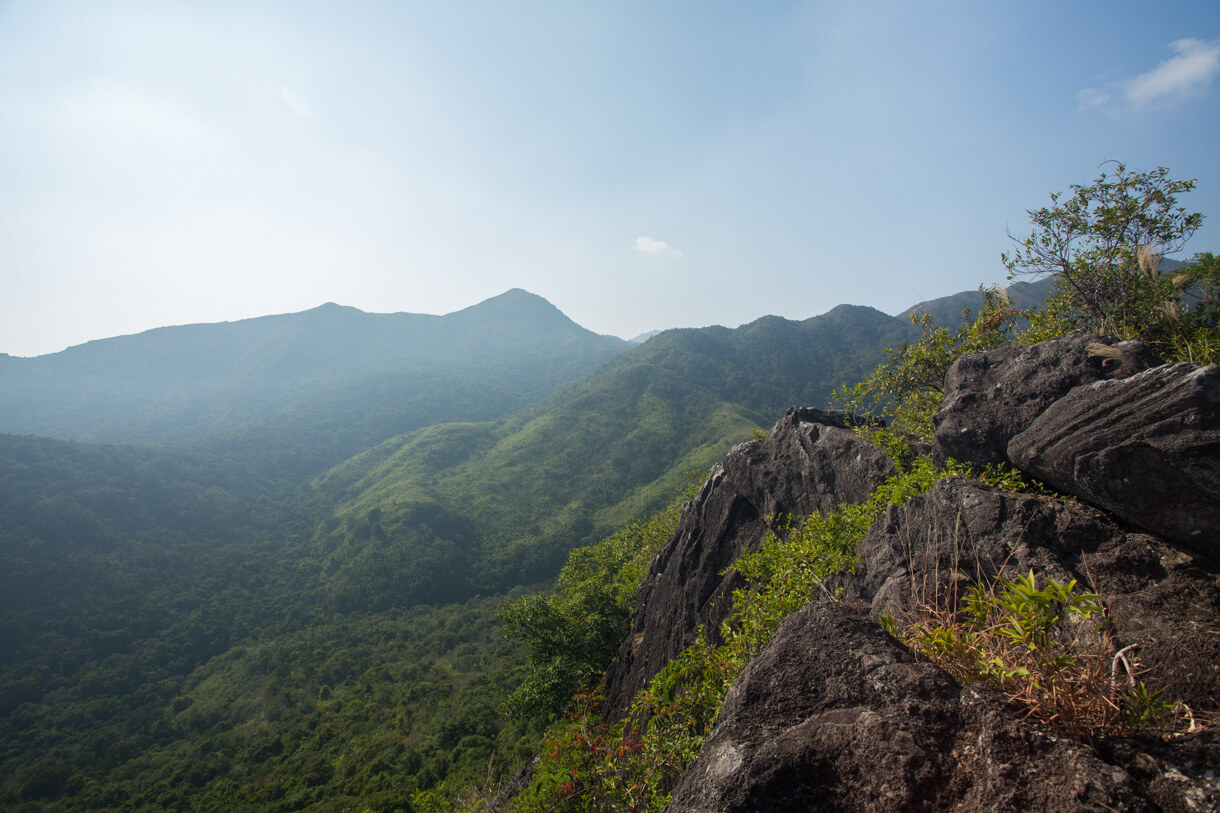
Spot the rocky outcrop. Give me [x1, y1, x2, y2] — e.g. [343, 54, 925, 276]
[667, 603, 1168, 813]
[843, 477, 1220, 714]
[605, 337, 1220, 811]
[1009, 362, 1220, 554]
[601, 407, 896, 719]
[932, 335, 1159, 468]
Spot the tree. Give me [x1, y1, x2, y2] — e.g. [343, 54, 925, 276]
[497, 483, 696, 721]
[1002, 162, 1205, 349]
[833, 286, 1020, 442]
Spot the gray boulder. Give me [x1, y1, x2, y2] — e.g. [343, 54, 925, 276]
[1009, 362, 1220, 554]
[842, 477, 1220, 714]
[932, 336, 1159, 468]
[600, 408, 895, 719]
[666, 603, 1163, 812]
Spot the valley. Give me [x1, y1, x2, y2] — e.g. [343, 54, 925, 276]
[0, 288, 930, 809]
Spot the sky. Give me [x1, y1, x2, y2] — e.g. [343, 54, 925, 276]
[2, 1, 1219, 357]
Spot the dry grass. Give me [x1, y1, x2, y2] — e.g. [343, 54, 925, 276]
[888, 571, 1196, 739]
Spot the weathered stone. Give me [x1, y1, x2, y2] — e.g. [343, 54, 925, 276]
[582, 338, 1220, 811]
[666, 603, 1157, 812]
[841, 477, 1220, 713]
[932, 335, 1159, 468]
[600, 408, 895, 719]
[1009, 362, 1220, 554]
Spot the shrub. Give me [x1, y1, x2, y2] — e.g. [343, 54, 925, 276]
[888, 571, 1189, 737]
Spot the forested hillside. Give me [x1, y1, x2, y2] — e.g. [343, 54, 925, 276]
[0, 290, 628, 477]
[1, 291, 927, 810]
[310, 304, 918, 602]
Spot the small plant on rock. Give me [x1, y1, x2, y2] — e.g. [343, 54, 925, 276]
[896, 570, 1186, 738]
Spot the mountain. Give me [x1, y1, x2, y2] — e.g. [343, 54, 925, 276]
[897, 258, 1191, 327]
[897, 275, 1057, 325]
[0, 290, 629, 477]
[310, 304, 919, 607]
[583, 336, 1220, 810]
[0, 292, 926, 810]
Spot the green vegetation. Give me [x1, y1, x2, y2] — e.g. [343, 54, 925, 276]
[0, 435, 538, 811]
[1004, 162, 1218, 360]
[2, 166, 1211, 811]
[889, 572, 1189, 738]
[498, 480, 700, 722]
[487, 164, 1212, 811]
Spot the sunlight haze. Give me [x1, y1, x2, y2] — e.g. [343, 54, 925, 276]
[2, 0, 1218, 356]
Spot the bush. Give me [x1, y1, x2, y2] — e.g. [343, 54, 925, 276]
[498, 477, 701, 722]
[1004, 162, 1215, 359]
[887, 571, 1190, 737]
[833, 287, 1019, 441]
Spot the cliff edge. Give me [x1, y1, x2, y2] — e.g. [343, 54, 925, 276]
[613, 335, 1219, 811]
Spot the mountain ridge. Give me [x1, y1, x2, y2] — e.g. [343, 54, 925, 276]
[0, 289, 629, 475]
[0, 278, 1073, 810]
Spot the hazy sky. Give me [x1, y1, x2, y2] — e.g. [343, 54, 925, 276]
[2, 1, 1219, 356]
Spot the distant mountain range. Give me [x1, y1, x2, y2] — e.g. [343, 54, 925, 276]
[308, 303, 920, 605]
[0, 276, 1063, 809]
[0, 289, 628, 476]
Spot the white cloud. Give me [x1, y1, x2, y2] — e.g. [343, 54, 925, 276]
[1075, 86, 1111, 111]
[1079, 38, 1220, 113]
[1126, 38, 1220, 106]
[633, 236, 682, 257]
[280, 87, 315, 120]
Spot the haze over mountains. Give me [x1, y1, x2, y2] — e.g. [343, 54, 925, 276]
[0, 289, 628, 476]
[0, 279, 1041, 810]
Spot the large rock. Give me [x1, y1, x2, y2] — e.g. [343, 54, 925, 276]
[600, 408, 895, 718]
[932, 335, 1159, 468]
[591, 338, 1220, 811]
[1008, 362, 1220, 555]
[667, 603, 1174, 812]
[841, 477, 1220, 713]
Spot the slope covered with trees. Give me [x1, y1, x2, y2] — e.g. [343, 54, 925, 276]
[0, 291, 924, 810]
[309, 304, 919, 604]
[0, 290, 629, 478]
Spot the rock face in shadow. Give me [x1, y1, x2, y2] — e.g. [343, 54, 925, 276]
[932, 335, 1159, 468]
[1009, 362, 1220, 554]
[600, 408, 895, 719]
[667, 603, 1158, 813]
[600, 338, 1220, 811]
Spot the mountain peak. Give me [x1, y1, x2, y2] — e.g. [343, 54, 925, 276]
[446, 289, 584, 334]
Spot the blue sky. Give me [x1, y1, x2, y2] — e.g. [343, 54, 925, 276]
[2, 1, 1218, 356]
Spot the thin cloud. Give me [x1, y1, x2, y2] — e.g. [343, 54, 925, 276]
[1075, 86, 1112, 111]
[633, 236, 682, 257]
[280, 87, 315, 120]
[1079, 38, 1220, 113]
[1127, 38, 1220, 105]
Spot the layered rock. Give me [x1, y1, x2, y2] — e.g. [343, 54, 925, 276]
[1009, 362, 1220, 554]
[667, 603, 1166, 813]
[932, 335, 1159, 468]
[843, 477, 1220, 714]
[601, 337, 1220, 811]
[601, 407, 895, 718]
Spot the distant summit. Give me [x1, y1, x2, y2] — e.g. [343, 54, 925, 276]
[0, 290, 629, 473]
